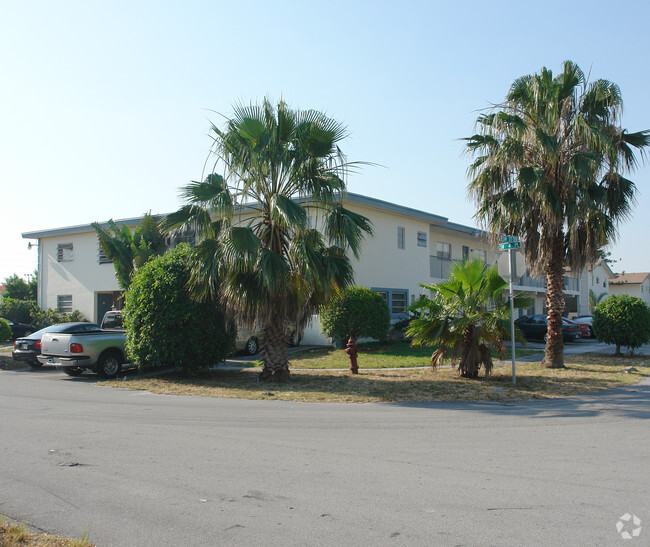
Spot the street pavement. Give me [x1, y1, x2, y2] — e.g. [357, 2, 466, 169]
[1, 345, 649, 546]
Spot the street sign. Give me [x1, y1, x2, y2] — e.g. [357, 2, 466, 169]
[499, 241, 521, 251]
[501, 235, 520, 243]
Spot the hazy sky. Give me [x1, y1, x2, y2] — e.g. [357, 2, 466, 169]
[2, 0, 649, 282]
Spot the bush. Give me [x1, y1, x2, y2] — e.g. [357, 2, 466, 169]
[124, 244, 235, 374]
[0, 298, 39, 324]
[0, 318, 12, 343]
[593, 295, 650, 355]
[320, 286, 390, 343]
[31, 308, 87, 328]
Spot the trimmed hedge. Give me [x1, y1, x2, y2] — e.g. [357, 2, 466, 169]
[593, 295, 650, 355]
[124, 244, 235, 374]
[320, 286, 390, 343]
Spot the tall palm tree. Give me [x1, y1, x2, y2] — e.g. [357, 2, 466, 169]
[164, 99, 373, 382]
[465, 61, 649, 368]
[406, 259, 530, 378]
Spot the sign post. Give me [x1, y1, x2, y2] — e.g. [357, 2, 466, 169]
[500, 235, 520, 386]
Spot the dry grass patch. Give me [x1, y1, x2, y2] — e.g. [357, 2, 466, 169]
[0, 517, 94, 547]
[102, 353, 649, 403]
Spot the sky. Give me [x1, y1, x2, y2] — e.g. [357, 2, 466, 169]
[2, 0, 649, 282]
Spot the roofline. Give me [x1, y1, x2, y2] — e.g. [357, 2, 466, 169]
[22, 215, 158, 239]
[610, 272, 650, 285]
[22, 192, 485, 240]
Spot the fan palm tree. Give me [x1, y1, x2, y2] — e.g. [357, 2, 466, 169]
[164, 99, 373, 382]
[465, 61, 649, 368]
[406, 259, 530, 378]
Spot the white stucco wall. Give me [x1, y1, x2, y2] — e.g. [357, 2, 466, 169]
[39, 231, 121, 321]
[609, 278, 650, 305]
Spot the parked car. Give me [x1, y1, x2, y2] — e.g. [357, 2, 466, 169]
[38, 311, 127, 378]
[564, 318, 591, 338]
[514, 315, 581, 342]
[1, 317, 36, 340]
[573, 315, 594, 338]
[235, 323, 303, 356]
[12, 322, 101, 368]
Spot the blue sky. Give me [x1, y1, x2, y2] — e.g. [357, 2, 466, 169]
[2, 0, 649, 281]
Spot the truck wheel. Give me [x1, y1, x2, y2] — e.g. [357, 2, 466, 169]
[63, 367, 84, 377]
[245, 337, 259, 356]
[97, 353, 122, 379]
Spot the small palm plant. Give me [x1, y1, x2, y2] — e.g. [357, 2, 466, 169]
[406, 259, 530, 378]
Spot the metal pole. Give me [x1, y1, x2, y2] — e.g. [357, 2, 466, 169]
[509, 247, 516, 386]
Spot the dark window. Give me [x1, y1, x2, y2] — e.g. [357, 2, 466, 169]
[417, 232, 427, 247]
[57, 243, 73, 262]
[98, 244, 112, 264]
[57, 295, 73, 313]
[397, 227, 405, 250]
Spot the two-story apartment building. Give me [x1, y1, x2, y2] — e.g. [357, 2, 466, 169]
[22, 193, 590, 333]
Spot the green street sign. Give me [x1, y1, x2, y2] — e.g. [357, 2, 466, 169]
[501, 235, 520, 243]
[499, 241, 521, 251]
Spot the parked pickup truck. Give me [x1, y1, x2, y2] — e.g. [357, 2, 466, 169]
[37, 311, 127, 378]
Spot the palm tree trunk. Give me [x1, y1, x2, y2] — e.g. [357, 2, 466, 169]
[541, 235, 565, 368]
[259, 319, 290, 382]
[460, 325, 479, 378]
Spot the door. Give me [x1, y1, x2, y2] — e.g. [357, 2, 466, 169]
[96, 293, 113, 324]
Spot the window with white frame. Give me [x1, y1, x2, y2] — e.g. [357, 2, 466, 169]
[57, 295, 73, 313]
[417, 231, 427, 247]
[57, 243, 73, 262]
[397, 227, 405, 249]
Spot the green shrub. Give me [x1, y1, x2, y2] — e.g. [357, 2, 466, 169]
[0, 318, 12, 343]
[31, 308, 87, 328]
[593, 295, 650, 355]
[0, 298, 39, 324]
[320, 286, 390, 343]
[124, 244, 235, 374]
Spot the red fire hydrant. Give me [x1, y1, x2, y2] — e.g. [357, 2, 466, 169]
[346, 336, 359, 374]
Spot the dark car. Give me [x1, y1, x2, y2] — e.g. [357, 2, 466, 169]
[12, 322, 100, 368]
[514, 315, 581, 342]
[1, 317, 36, 340]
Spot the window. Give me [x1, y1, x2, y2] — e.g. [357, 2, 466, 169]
[372, 288, 409, 317]
[391, 291, 407, 314]
[397, 227, 405, 249]
[57, 295, 73, 313]
[57, 243, 73, 262]
[98, 244, 112, 264]
[436, 242, 451, 259]
[473, 249, 487, 263]
[462, 245, 469, 259]
[417, 232, 427, 247]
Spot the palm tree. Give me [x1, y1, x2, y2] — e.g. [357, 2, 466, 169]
[92, 213, 166, 290]
[164, 99, 373, 382]
[406, 259, 530, 378]
[465, 61, 649, 368]
[589, 289, 607, 313]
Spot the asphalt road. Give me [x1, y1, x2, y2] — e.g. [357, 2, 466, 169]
[1, 358, 649, 546]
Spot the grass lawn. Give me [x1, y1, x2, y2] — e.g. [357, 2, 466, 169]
[0, 517, 93, 546]
[240, 341, 541, 369]
[101, 351, 649, 404]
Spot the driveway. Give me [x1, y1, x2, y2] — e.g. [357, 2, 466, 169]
[0, 363, 648, 546]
